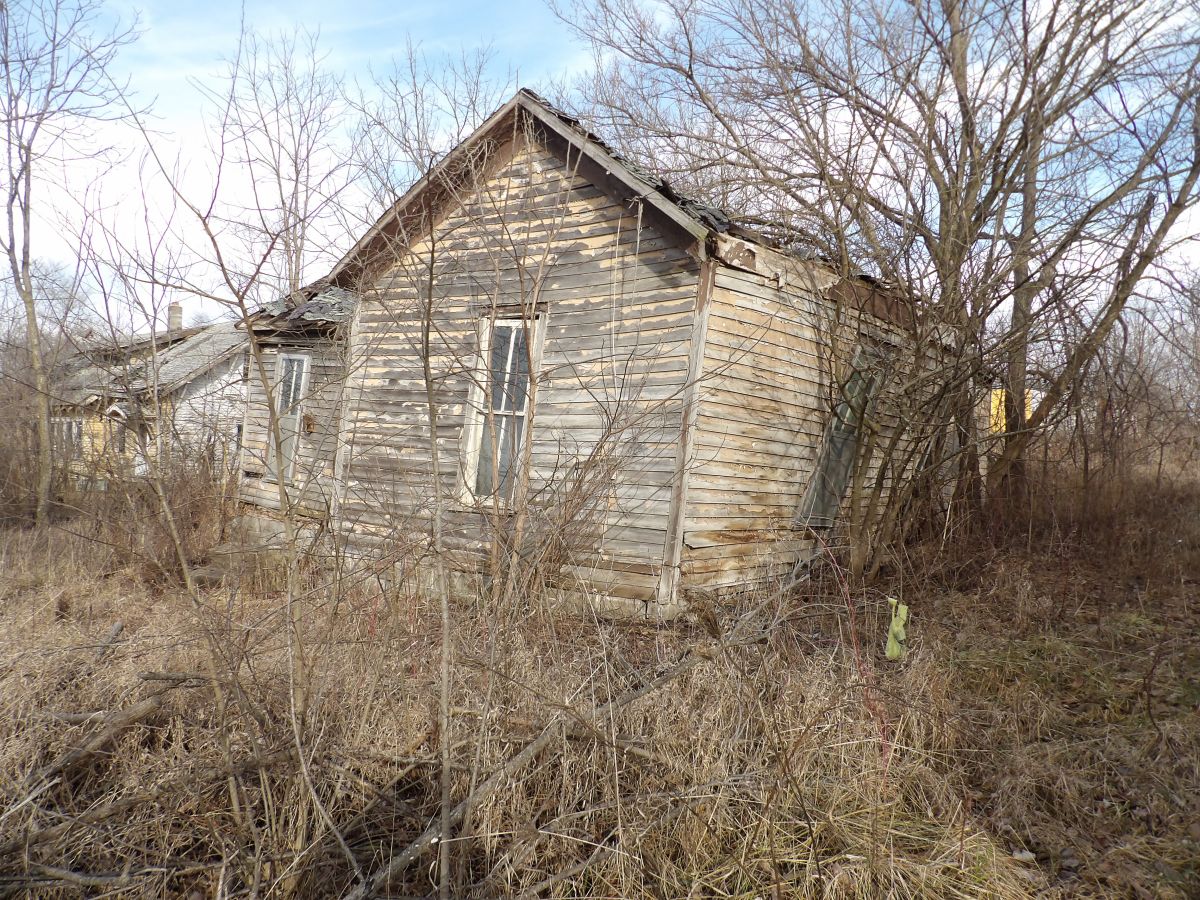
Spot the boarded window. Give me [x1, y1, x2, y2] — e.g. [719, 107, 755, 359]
[268, 353, 308, 483]
[471, 317, 537, 502]
[795, 347, 887, 528]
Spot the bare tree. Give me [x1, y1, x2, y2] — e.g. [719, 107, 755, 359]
[347, 52, 513, 898]
[1, 0, 139, 523]
[208, 26, 353, 297]
[559, 0, 1200, 551]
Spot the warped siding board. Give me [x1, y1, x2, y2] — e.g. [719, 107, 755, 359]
[697, 393, 832, 429]
[693, 413, 825, 453]
[338, 131, 701, 608]
[681, 269, 837, 593]
[525, 412, 684, 431]
[357, 278, 699, 314]
[539, 362, 691, 388]
[355, 296, 699, 330]
[365, 275, 698, 313]
[684, 465, 816, 489]
[704, 328, 832, 377]
[681, 521, 797, 541]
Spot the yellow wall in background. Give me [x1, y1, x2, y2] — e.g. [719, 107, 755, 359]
[988, 388, 1034, 434]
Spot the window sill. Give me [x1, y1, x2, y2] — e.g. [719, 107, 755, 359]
[451, 494, 519, 516]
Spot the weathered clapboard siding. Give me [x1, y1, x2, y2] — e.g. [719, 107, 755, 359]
[679, 262, 844, 590]
[166, 355, 245, 466]
[228, 91, 929, 618]
[674, 244, 915, 593]
[239, 339, 346, 519]
[337, 132, 701, 608]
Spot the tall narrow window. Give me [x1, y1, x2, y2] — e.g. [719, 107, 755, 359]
[795, 347, 887, 529]
[471, 317, 536, 502]
[268, 353, 308, 483]
[104, 406, 128, 456]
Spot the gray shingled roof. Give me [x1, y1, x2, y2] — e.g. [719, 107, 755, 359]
[55, 359, 122, 406]
[127, 320, 246, 393]
[54, 320, 247, 407]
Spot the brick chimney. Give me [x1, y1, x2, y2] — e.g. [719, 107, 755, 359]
[167, 300, 183, 333]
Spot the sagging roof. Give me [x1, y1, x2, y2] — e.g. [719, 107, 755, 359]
[314, 87, 909, 329]
[325, 89, 748, 287]
[517, 89, 736, 236]
[55, 360, 120, 407]
[55, 320, 247, 408]
[126, 320, 246, 393]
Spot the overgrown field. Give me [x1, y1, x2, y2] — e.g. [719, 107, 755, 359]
[0, 477, 1196, 898]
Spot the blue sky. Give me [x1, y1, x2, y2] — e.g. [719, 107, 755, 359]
[23, 0, 594, 326]
[108, 0, 588, 115]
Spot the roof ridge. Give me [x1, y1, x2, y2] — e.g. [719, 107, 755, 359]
[516, 88, 734, 235]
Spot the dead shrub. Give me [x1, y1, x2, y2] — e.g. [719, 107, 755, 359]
[49, 454, 235, 585]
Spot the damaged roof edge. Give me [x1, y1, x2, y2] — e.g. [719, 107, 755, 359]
[54, 320, 248, 406]
[515, 88, 719, 247]
[313, 87, 910, 328]
[249, 284, 359, 331]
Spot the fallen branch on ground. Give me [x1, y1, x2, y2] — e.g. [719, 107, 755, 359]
[343, 647, 712, 900]
[24, 696, 162, 790]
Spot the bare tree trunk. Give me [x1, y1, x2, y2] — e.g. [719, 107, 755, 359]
[1000, 39, 1044, 510]
[1, 0, 140, 524]
[10, 151, 54, 523]
[419, 219, 454, 900]
[989, 166, 1200, 488]
[17, 271, 54, 524]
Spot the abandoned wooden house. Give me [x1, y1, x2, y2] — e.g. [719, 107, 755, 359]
[53, 304, 249, 477]
[239, 89, 910, 616]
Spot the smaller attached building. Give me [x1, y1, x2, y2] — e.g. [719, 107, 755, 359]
[53, 314, 247, 477]
[237, 287, 356, 520]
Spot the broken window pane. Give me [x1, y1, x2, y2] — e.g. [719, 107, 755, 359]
[474, 318, 535, 501]
[795, 347, 888, 528]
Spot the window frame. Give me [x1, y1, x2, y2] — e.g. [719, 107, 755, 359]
[794, 344, 891, 530]
[266, 351, 310, 485]
[460, 313, 544, 506]
[103, 405, 128, 456]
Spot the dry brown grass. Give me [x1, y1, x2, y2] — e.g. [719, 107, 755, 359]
[1, 468, 1195, 898]
[909, 470, 1200, 899]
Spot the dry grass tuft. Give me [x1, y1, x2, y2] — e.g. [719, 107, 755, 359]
[914, 471, 1200, 899]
